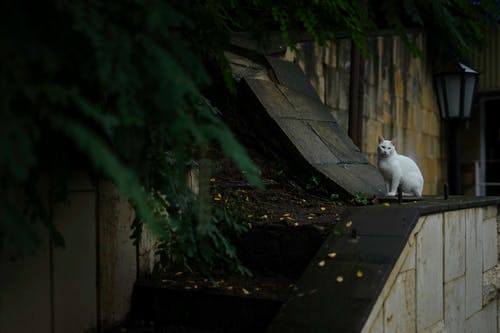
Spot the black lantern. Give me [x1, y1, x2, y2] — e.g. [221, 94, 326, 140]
[434, 62, 478, 195]
[435, 62, 478, 120]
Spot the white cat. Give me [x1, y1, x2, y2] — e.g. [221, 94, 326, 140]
[377, 136, 424, 197]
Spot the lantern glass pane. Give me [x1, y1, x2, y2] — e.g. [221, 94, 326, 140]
[463, 74, 476, 119]
[436, 77, 447, 118]
[445, 75, 461, 118]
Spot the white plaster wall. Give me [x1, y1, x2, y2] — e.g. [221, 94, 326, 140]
[363, 205, 499, 333]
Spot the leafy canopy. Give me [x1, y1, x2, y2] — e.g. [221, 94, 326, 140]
[0, 0, 498, 272]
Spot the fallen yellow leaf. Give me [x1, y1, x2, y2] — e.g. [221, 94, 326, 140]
[245, 196, 250, 202]
[242, 288, 251, 295]
[247, 214, 254, 219]
[356, 270, 364, 278]
[283, 213, 291, 217]
[320, 207, 326, 211]
[336, 276, 344, 283]
[345, 220, 352, 228]
[318, 260, 326, 267]
[383, 202, 390, 207]
[327, 252, 337, 258]
[209, 178, 216, 182]
[307, 216, 315, 220]
[293, 222, 299, 226]
[260, 214, 268, 219]
[175, 271, 183, 276]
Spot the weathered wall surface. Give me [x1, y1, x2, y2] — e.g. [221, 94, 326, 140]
[98, 179, 137, 329]
[283, 39, 352, 132]
[0, 174, 98, 333]
[283, 33, 445, 195]
[0, 175, 137, 333]
[362, 34, 445, 195]
[362, 205, 499, 333]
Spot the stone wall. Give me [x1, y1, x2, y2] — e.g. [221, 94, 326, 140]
[283, 33, 445, 195]
[362, 205, 499, 332]
[0, 176, 137, 333]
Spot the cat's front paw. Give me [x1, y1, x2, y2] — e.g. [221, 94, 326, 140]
[387, 191, 397, 196]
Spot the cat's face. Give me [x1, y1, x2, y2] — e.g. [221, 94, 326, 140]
[378, 137, 396, 158]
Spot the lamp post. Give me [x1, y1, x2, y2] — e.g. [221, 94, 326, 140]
[434, 62, 478, 195]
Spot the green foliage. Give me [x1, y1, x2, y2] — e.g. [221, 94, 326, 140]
[0, 0, 261, 266]
[1, 0, 498, 274]
[351, 193, 370, 206]
[306, 176, 320, 190]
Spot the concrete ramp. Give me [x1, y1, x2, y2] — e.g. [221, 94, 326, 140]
[238, 71, 385, 197]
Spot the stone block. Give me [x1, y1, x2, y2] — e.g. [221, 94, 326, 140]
[363, 85, 377, 119]
[483, 205, 498, 220]
[98, 180, 137, 327]
[483, 216, 498, 271]
[364, 309, 384, 333]
[426, 111, 437, 136]
[384, 270, 416, 333]
[325, 66, 340, 108]
[483, 267, 498, 306]
[465, 300, 496, 333]
[338, 70, 350, 110]
[406, 103, 418, 132]
[314, 75, 326, 104]
[323, 40, 337, 68]
[364, 119, 382, 154]
[421, 320, 444, 333]
[0, 225, 51, 333]
[53, 191, 97, 333]
[444, 210, 466, 282]
[466, 208, 484, 318]
[444, 276, 466, 333]
[416, 214, 444, 331]
[395, 69, 404, 98]
[401, 240, 416, 272]
[338, 39, 351, 69]
[394, 99, 404, 128]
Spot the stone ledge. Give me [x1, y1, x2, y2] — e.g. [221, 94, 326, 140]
[267, 196, 500, 333]
[379, 195, 500, 216]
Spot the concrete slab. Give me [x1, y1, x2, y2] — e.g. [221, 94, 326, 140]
[384, 269, 416, 333]
[266, 56, 321, 101]
[416, 214, 443, 331]
[444, 210, 466, 282]
[53, 191, 97, 333]
[482, 215, 497, 272]
[240, 77, 385, 197]
[466, 208, 483, 318]
[444, 276, 466, 333]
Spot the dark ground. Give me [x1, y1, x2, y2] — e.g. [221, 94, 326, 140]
[109, 148, 353, 333]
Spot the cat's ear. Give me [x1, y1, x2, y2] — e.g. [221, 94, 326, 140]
[391, 138, 397, 145]
[378, 135, 385, 143]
